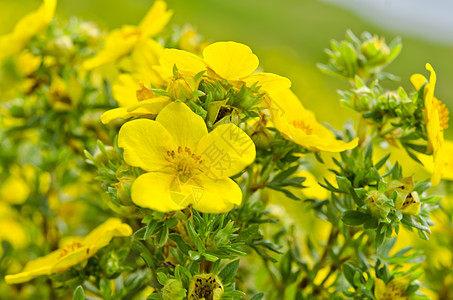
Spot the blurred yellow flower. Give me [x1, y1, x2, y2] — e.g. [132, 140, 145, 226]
[0, 203, 28, 249]
[267, 88, 358, 152]
[420, 140, 453, 182]
[118, 102, 256, 213]
[5, 218, 132, 284]
[374, 275, 411, 300]
[159, 41, 291, 93]
[0, 0, 56, 61]
[82, 0, 172, 70]
[411, 63, 449, 185]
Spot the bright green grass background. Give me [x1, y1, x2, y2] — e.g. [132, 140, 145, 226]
[2, 0, 452, 137]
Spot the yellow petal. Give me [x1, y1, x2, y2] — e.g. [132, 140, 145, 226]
[100, 107, 133, 124]
[131, 172, 186, 212]
[127, 96, 171, 114]
[83, 25, 140, 70]
[130, 39, 165, 86]
[51, 246, 90, 273]
[197, 124, 256, 179]
[5, 250, 60, 284]
[83, 218, 132, 246]
[192, 175, 242, 213]
[156, 102, 208, 149]
[112, 74, 141, 108]
[425, 63, 437, 115]
[242, 72, 291, 93]
[374, 278, 386, 300]
[138, 0, 173, 38]
[159, 48, 206, 79]
[410, 73, 427, 90]
[118, 119, 174, 171]
[202, 41, 259, 80]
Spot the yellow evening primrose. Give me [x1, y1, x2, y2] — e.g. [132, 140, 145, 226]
[0, 0, 56, 61]
[266, 88, 358, 152]
[375, 275, 411, 300]
[410, 63, 449, 185]
[159, 41, 291, 93]
[82, 0, 172, 70]
[4, 218, 132, 284]
[118, 102, 256, 213]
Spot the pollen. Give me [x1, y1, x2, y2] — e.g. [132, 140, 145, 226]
[291, 120, 313, 135]
[165, 146, 203, 182]
[58, 241, 84, 259]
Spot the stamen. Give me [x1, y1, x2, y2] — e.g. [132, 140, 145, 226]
[434, 98, 450, 131]
[58, 241, 84, 259]
[165, 146, 203, 182]
[291, 120, 313, 135]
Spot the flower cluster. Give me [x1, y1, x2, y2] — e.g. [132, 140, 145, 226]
[0, 1, 450, 299]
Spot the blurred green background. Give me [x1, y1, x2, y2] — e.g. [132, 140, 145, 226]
[2, 0, 452, 137]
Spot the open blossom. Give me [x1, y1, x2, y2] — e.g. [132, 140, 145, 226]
[118, 102, 256, 213]
[0, 0, 56, 61]
[410, 63, 449, 185]
[267, 88, 358, 152]
[374, 275, 411, 300]
[159, 41, 291, 93]
[5, 218, 132, 284]
[82, 0, 172, 70]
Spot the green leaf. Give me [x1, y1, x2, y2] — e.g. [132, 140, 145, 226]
[218, 260, 240, 284]
[341, 210, 371, 226]
[73, 286, 86, 300]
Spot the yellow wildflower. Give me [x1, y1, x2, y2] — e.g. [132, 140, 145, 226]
[375, 275, 411, 300]
[118, 102, 256, 213]
[0, 0, 56, 61]
[0, 203, 28, 250]
[159, 41, 291, 93]
[4, 218, 132, 284]
[82, 0, 172, 70]
[100, 40, 171, 124]
[410, 63, 449, 185]
[267, 88, 358, 152]
[420, 139, 453, 182]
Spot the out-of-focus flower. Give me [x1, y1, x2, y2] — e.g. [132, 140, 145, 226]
[374, 275, 411, 300]
[0, 203, 28, 250]
[266, 88, 358, 152]
[4, 218, 132, 284]
[411, 63, 449, 186]
[118, 102, 256, 213]
[159, 41, 291, 93]
[82, 0, 172, 70]
[420, 140, 453, 182]
[0, 0, 56, 61]
[47, 75, 83, 111]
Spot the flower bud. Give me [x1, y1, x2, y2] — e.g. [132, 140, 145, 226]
[368, 191, 391, 219]
[361, 37, 390, 64]
[162, 279, 186, 300]
[167, 76, 196, 101]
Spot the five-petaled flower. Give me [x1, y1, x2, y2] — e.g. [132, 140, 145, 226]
[266, 88, 359, 152]
[5, 218, 132, 284]
[118, 102, 256, 213]
[410, 63, 450, 185]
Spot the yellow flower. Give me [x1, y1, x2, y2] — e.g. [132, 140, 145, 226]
[82, 0, 172, 70]
[375, 275, 411, 300]
[0, 203, 28, 249]
[100, 40, 171, 124]
[159, 41, 291, 93]
[118, 102, 256, 213]
[4, 218, 132, 284]
[410, 63, 449, 185]
[0, 0, 56, 61]
[266, 88, 358, 152]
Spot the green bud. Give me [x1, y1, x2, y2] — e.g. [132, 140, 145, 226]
[361, 36, 390, 63]
[167, 76, 197, 101]
[368, 191, 391, 219]
[162, 279, 186, 300]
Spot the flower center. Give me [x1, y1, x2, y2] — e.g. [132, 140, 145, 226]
[58, 241, 84, 259]
[434, 98, 450, 131]
[165, 146, 203, 182]
[291, 120, 313, 135]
